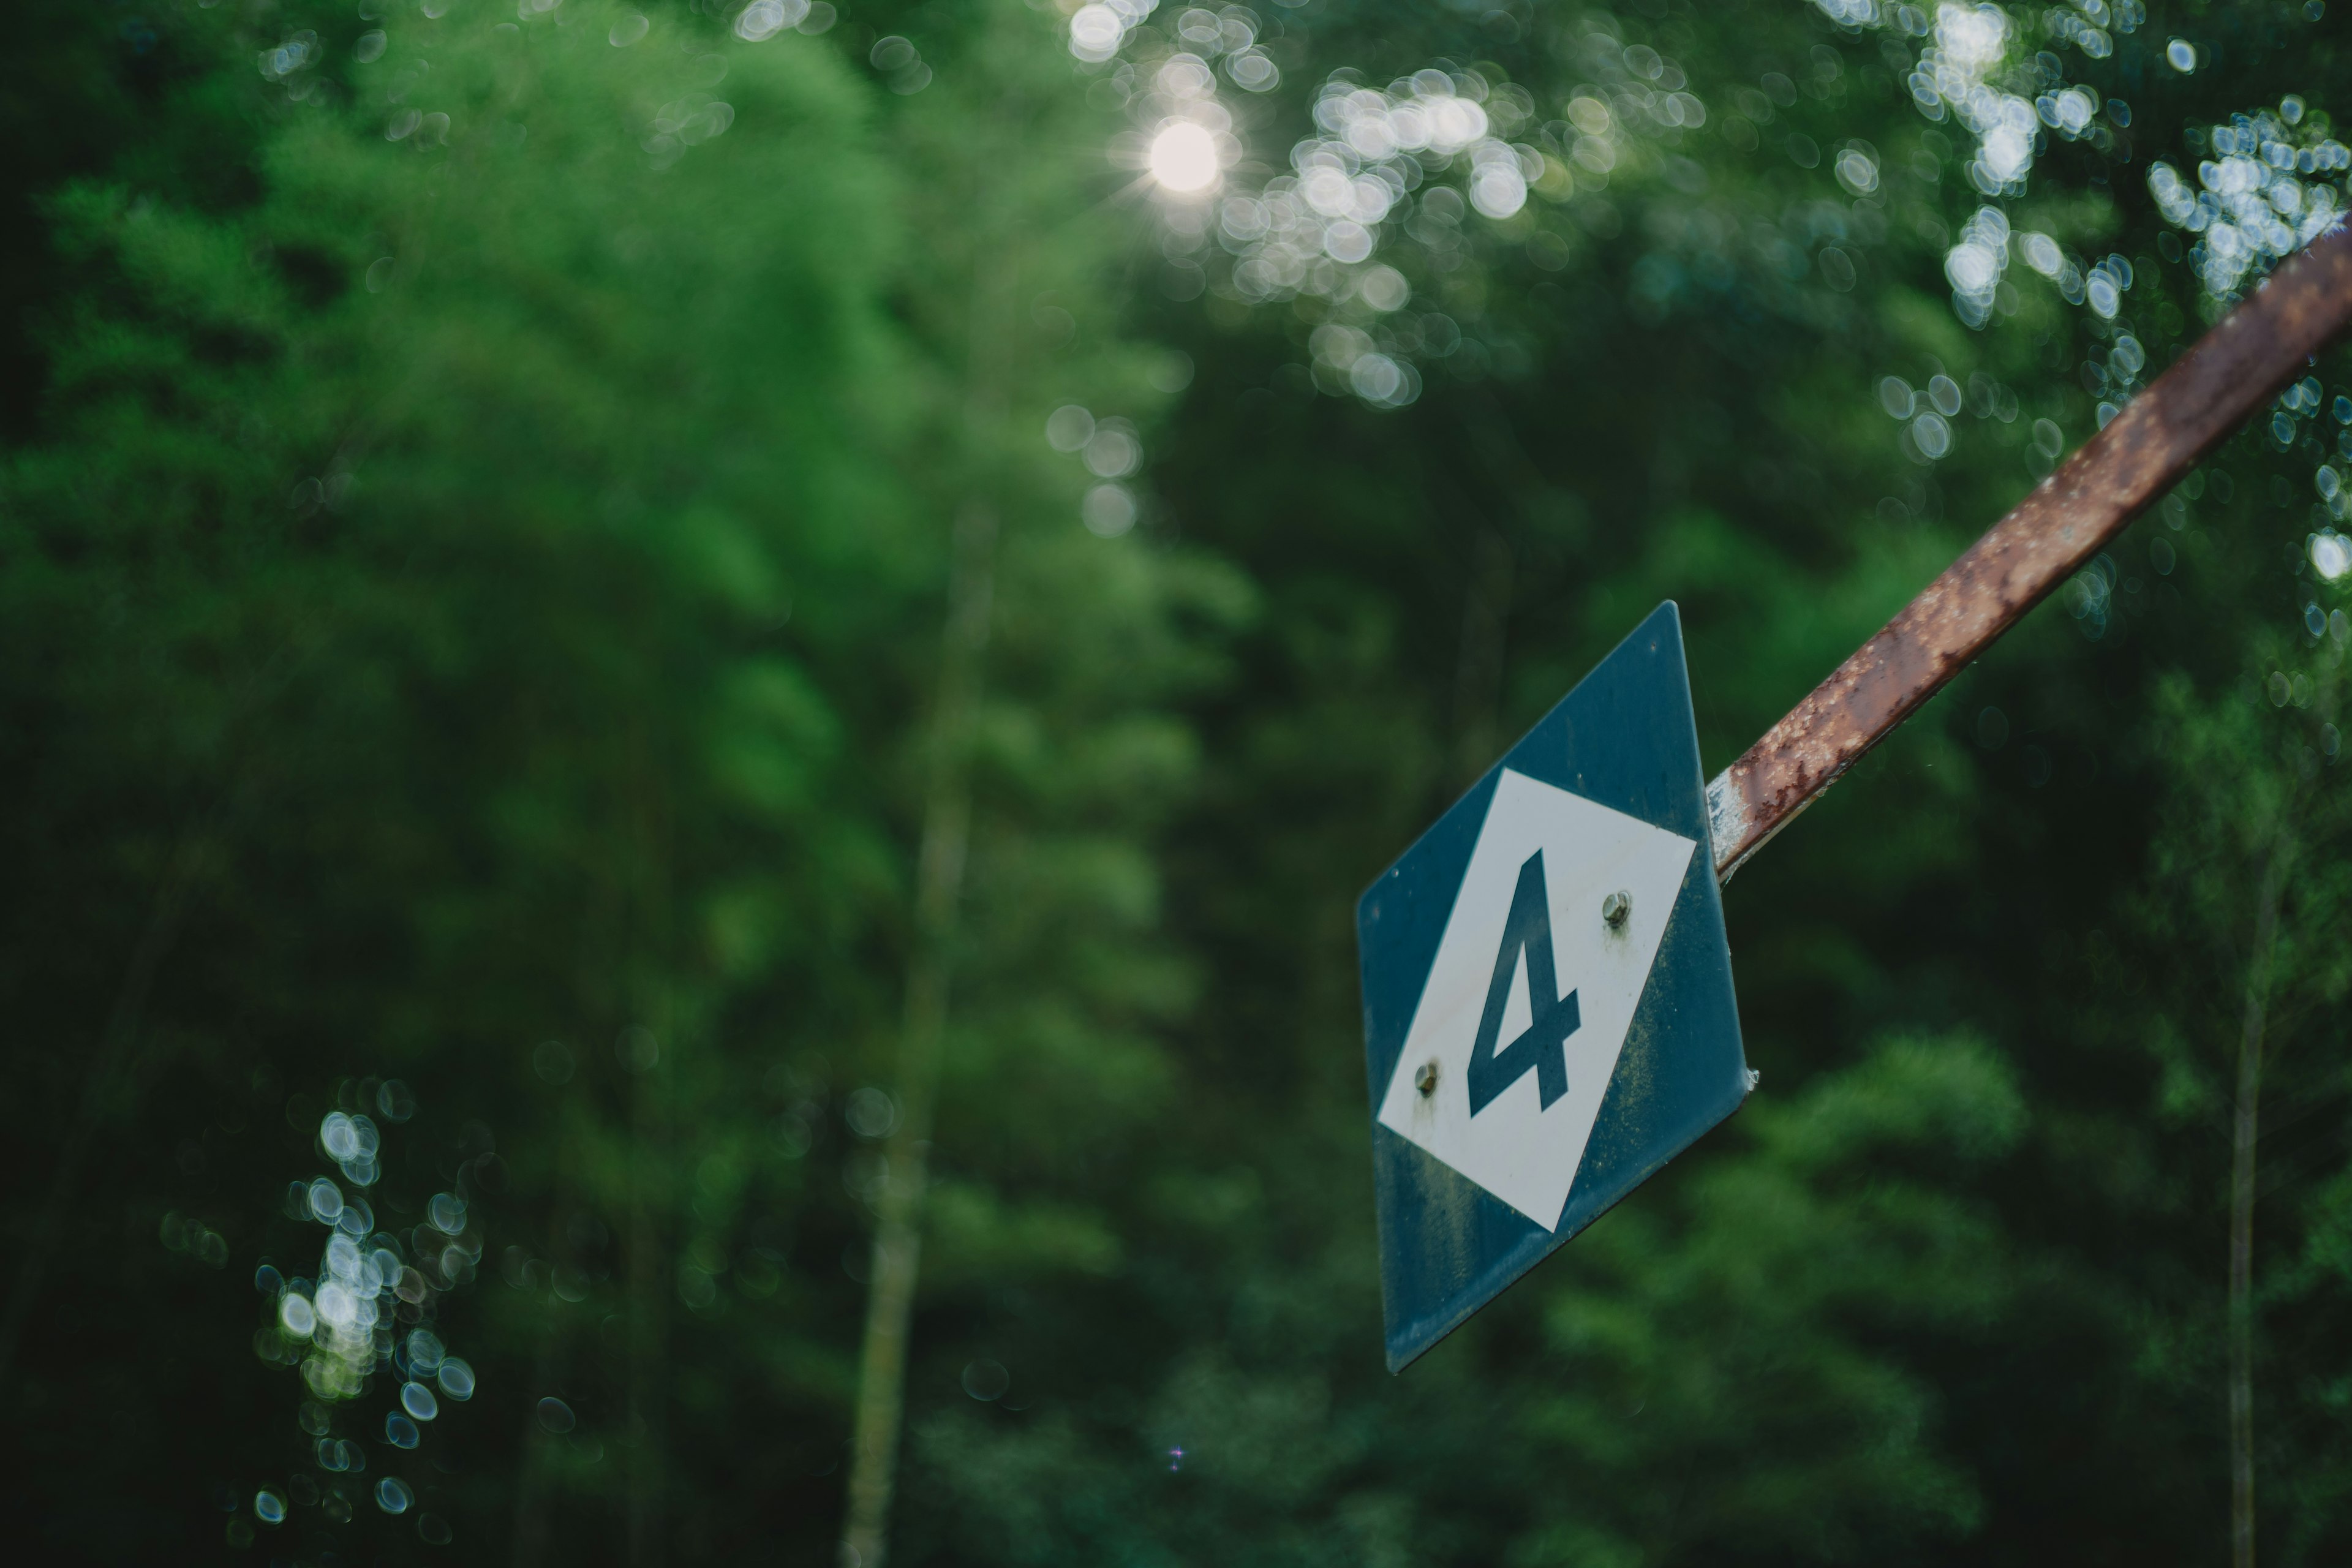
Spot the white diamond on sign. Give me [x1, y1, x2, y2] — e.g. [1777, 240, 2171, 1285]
[1374, 767, 1697, 1231]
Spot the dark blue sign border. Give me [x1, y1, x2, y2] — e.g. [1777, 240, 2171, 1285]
[1356, 601, 1749, 1373]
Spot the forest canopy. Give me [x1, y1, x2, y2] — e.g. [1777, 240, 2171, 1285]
[2, 1, 2350, 1565]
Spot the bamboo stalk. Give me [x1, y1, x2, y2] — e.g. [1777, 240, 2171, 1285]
[2230, 845, 2283, 1568]
[839, 504, 998, 1568]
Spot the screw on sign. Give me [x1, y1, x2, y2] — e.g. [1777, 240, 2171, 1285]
[1357, 225, 2352, 1374]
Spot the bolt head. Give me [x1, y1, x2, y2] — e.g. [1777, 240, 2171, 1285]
[1602, 889, 1632, 929]
[1415, 1060, 1439, 1096]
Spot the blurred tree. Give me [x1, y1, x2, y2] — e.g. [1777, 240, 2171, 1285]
[2133, 640, 2351, 1567]
[838, 6, 1253, 1563]
[886, 1, 2352, 1565]
[0, 2, 1232, 1562]
[2, 6, 918, 1560]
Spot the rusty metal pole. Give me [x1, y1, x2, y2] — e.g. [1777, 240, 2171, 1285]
[1707, 224, 2352, 882]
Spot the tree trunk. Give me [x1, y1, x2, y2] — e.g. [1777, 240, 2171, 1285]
[0, 829, 200, 1385]
[2230, 847, 2285, 1568]
[627, 1060, 667, 1568]
[839, 503, 997, 1568]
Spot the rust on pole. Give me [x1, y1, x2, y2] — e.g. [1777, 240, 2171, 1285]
[1707, 222, 2352, 883]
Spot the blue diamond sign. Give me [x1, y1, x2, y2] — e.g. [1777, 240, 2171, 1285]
[1357, 602, 1751, 1371]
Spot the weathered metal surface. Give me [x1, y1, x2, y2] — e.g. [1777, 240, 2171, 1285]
[1708, 222, 2352, 882]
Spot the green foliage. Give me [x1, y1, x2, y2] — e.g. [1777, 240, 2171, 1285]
[1523, 1038, 2024, 1562]
[6, 0, 2352, 1565]
[2, 0, 1230, 1558]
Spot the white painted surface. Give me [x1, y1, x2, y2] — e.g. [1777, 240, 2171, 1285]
[1376, 769, 1695, 1230]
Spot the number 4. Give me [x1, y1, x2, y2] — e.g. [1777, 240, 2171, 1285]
[1467, 851, 1581, 1115]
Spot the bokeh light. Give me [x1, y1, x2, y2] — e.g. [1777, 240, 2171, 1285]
[2314, 530, 2351, 582]
[244, 1095, 483, 1547]
[1046, 405, 1095, 454]
[1149, 122, 1221, 194]
[961, 1359, 1011, 1400]
[734, 0, 805, 43]
[1081, 485, 1137, 538]
[2149, 115, 2349, 300]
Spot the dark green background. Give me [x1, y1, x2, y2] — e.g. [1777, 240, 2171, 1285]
[2, 2, 2349, 1564]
